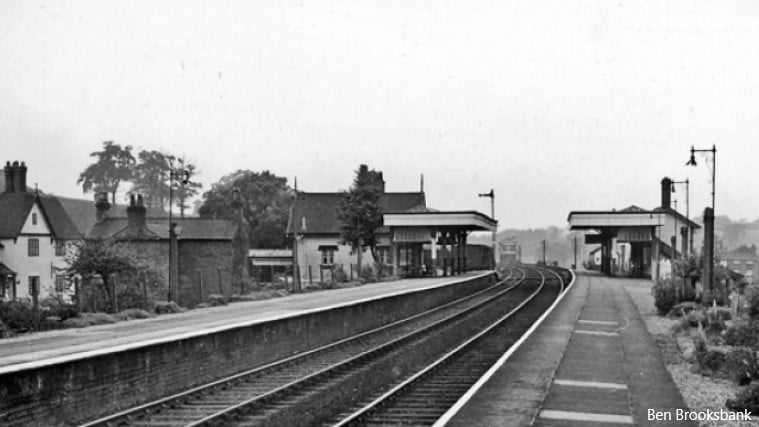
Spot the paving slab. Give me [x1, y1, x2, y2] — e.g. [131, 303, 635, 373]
[446, 271, 695, 427]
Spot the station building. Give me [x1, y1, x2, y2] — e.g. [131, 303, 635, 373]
[286, 175, 497, 283]
[568, 177, 700, 280]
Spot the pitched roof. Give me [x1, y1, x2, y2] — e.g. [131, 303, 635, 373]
[87, 217, 238, 240]
[287, 191, 426, 235]
[0, 192, 81, 239]
[56, 196, 167, 236]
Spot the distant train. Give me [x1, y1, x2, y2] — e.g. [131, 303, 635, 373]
[499, 238, 521, 268]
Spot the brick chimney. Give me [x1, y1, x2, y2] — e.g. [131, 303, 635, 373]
[126, 194, 147, 229]
[3, 161, 28, 193]
[95, 192, 111, 222]
[4, 162, 13, 193]
[661, 177, 672, 209]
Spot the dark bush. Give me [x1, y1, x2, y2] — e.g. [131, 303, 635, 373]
[0, 299, 34, 331]
[206, 294, 227, 307]
[151, 301, 183, 314]
[725, 321, 759, 348]
[116, 286, 146, 310]
[748, 289, 759, 320]
[695, 339, 728, 374]
[0, 319, 15, 338]
[360, 265, 376, 283]
[332, 266, 348, 283]
[40, 294, 79, 321]
[727, 383, 759, 413]
[725, 348, 759, 385]
[653, 279, 678, 316]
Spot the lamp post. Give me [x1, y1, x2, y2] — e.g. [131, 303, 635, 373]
[167, 166, 189, 302]
[671, 178, 690, 254]
[686, 145, 716, 212]
[686, 144, 717, 302]
[478, 189, 496, 269]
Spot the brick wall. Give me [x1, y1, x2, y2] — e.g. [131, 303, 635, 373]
[177, 240, 233, 305]
[0, 273, 495, 426]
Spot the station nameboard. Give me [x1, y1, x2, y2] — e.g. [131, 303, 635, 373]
[585, 234, 604, 244]
[393, 228, 434, 243]
[617, 227, 652, 242]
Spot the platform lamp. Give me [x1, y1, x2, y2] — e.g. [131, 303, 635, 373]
[478, 189, 496, 269]
[671, 179, 690, 255]
[686, 145, 717, 303]
[167, 166, 190, 302]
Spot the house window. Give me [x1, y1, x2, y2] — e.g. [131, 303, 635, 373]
[55, 275, 67, 293]
[377, 247, 391, 265]
[55, 240, 66, 256]
[32, 213, 37, 225]
[320, 248, 335, 266]
[28, 238, 39, 257]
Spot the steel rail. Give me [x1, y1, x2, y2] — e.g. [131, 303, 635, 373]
[82, 269, 520, 427]
[332, 266, 562, 426]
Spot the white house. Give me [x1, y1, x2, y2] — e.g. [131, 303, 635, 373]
[0, 162, 80, 300]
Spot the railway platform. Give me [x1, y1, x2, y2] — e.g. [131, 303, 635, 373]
[0, 271, 488, 372]
[445, 271, 694, 427]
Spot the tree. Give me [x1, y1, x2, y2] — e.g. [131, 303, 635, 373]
[336, 165, 385, 275]
[77, 141, 136, 205]
[66, 239, 138, 313]
[172, 156, 202, 218]
[198, 170, 292, 248]
[131, 150, 171, 210]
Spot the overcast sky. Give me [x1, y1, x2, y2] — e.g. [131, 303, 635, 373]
[1, 0, 758, 229]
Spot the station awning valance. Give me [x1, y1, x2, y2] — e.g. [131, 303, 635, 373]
[568, 211, 664, 230]
[384, 211, 497, 232]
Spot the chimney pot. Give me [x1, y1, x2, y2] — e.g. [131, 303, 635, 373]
[661, 177, 672, 209]
[3, 162, 14, 193]
[95, 191, 111, 222]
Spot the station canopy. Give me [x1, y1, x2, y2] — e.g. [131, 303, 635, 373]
[384, 209, 497, 243]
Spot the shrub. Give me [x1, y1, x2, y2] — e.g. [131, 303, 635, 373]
[726, 348, 759, 385]
[196, 302, 210, 309]
[332, 266, 349, 283]
[113, 309, 154, 321]
[63, 312, 118, 328]
[360, 265, 376, 283]
[0, 319, 15, 338]
[725, 321, 759, 347]
[695, 338, 728, 374]
[747, 288, 759, 320]
[206, 294, 227, 307]
[727, 383, 759, 413]
[0, 299, 34, 331]
[40, 294, 79, 321]
[80, 312, 117, 325]
[151, 301, 183, 315]
[116, 286, 146, 311]
[652, 279, 678, 316]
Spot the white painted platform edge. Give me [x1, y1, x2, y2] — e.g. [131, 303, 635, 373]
[432, 268, 577, 427]
[578, 319, 618, 326]
[575, 329, 619, 337]
[540, 409, 634, 424]
[0, 271, 494, 376]
[553, 379, 628, 390]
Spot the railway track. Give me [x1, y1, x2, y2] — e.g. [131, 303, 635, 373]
[332, 266, 566, 427]
[83, 269, 524, 427]
[83, 266, 565, 427]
